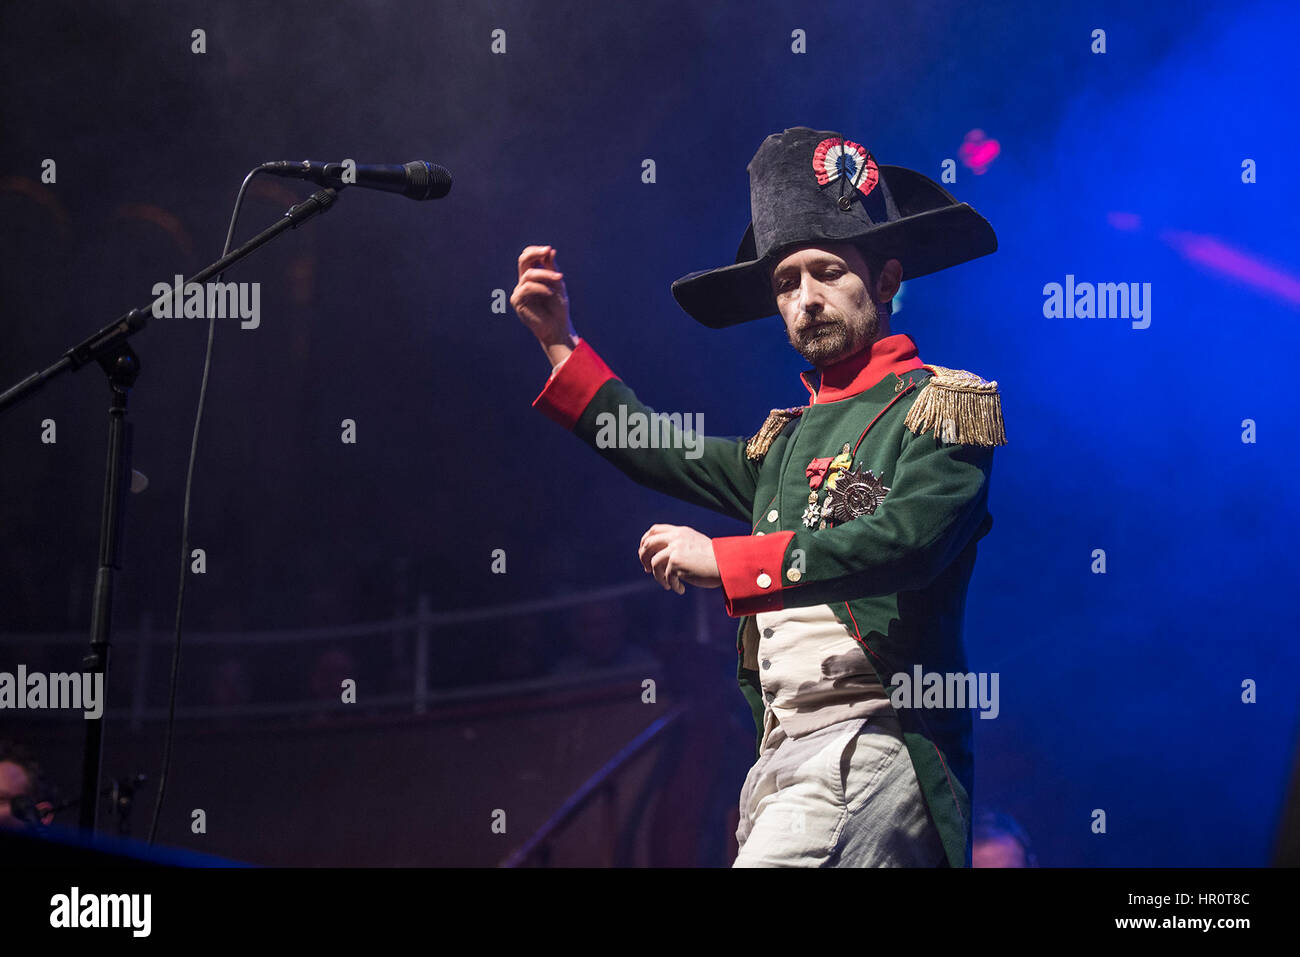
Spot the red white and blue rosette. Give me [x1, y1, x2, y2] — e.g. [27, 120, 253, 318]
[812, 137, 879, 197]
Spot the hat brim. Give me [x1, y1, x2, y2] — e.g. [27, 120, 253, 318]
[670, 166, 998, 329]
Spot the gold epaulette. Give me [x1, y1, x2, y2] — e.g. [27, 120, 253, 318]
[903, 364, 1007, 447]
[745, 406, 804, 461]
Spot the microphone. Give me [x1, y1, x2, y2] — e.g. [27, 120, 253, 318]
[262, 160, 452, 200]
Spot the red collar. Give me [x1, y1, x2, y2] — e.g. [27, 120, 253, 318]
[800, 333, 926, 404]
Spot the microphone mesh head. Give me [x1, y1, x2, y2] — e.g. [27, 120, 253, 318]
[404, 161, 453, 200]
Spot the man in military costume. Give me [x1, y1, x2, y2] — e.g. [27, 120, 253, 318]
[512, 126, 1005, 867]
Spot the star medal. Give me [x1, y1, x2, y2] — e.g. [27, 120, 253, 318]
[822, 464, 890, 524]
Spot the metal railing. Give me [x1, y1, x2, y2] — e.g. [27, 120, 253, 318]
[501, 702, 690, 867]
[0, 578, 692, 726]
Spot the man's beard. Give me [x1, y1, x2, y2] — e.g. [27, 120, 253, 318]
[787, 306, 879, 367]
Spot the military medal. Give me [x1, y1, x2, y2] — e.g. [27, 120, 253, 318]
[801, 499, 821, 528]
[822, 463, 890, 523]
[803, 453, 832, 527]
[804, 443, 870, 529]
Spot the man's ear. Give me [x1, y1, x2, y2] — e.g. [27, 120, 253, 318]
[875, 258, 903, 303]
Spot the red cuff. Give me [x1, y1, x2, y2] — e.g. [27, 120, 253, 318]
[712, 531, 796, 617]
[532, 339, 620, 430]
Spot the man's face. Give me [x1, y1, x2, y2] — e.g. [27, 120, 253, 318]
[769, 242, 889, 367]
[0, 760, 33, 829]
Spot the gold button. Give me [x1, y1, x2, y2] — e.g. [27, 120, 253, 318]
[786, 567, 802, 582]
[756, 573, 772, 589]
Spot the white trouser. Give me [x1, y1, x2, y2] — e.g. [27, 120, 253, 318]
[733, 711, 947, 867]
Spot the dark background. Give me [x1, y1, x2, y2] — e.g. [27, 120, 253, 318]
[1, 0, 1297, 866]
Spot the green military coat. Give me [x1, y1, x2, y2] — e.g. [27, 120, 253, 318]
[533, 332, 1005, 867]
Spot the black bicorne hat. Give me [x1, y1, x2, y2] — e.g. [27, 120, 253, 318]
[670, 126, 998, 328]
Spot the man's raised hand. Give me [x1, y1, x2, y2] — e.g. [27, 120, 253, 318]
[512, 245, 577, 366]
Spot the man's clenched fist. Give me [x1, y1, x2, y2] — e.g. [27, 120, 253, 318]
[638, 524, 722, 594]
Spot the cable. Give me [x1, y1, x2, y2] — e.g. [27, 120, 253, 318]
[146, 164, 271, 844]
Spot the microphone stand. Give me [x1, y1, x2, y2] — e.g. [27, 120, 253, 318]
[0, 186, 340, 833]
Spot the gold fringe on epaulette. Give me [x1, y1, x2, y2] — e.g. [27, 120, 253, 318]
[745, 407, 804, 461]
[903, 364, 1007, 447]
